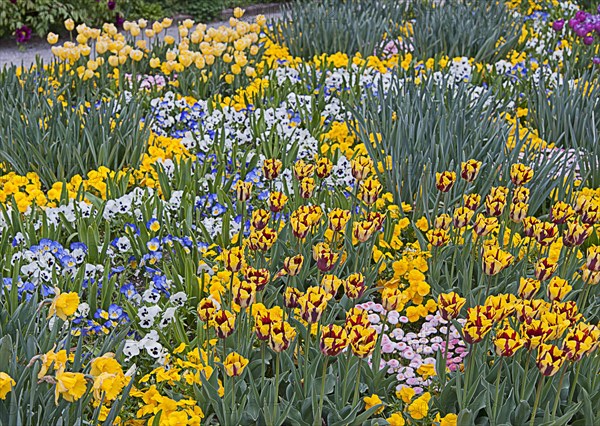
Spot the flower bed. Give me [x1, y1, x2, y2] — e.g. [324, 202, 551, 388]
[0, 1, 598, 425]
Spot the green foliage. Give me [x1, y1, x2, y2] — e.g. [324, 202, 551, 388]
[164, 0, 224, 22]
[0, 0, 121, 40]
[273, 0, 410, 59]
[0, 296, 131, 425]
[433, 341, 600, 426]
[0, 67, 150, 188]
[411, 0, 522, 63]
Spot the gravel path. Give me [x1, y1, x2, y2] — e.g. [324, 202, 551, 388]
[0, 11, 282, 69]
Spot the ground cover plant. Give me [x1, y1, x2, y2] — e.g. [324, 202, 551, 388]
[0, 1, 599, 425]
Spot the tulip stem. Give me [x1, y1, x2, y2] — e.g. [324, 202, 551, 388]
[352, 358, 362, 408]
[520, 352, 530, 401]
[261, 343, 265, 389]
[530, 375, 544, 426]
[273, 352, 280, 423]
[578, 283, 591, 312]
[552, 363, 567, 418]
[567, 361, 582, 405]
[492, 358, 502, 425]
[315, 357, 328, 426]
[462, 345, 473, 408]
[440, 321, 451, 385]
[304, 325, 311, 398]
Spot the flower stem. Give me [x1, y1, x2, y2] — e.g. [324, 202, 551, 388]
[492, 358, 503, 426]
[315, 357, 328, 426]
[552, 363, 567, 418]
[304, 324, 311, 398]
[568, 361, 582, 405]
[530, 375, 544, 426]
[520, 352, 530, 401]
[352, 358, 362, 408]
[273, 352, 280, 424]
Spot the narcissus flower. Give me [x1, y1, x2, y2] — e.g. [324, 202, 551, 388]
[481, 246, 513, 276]
[494, 324, 523, 357]
[48, 288, 80, 320]
[0, 372, 15, 400]
[536, 344, 565, 376]
[437, 292, 466, 321]
[363, 394, 384, 414]
[54, 371, 87, 404]
[348, 325, 377, 358]
[223, 352, 249, 377]
[92, 371, 129, 402]
[320, 324, 348, 356]
[510, 163, 534, 186]
[460, 159, 482, 182]
[436, 171, 456, 192]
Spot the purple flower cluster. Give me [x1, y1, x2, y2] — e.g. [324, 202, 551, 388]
[357, 301, 469, 395]
[557, 8, 600, 46]
[15, 25, 32, 44]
